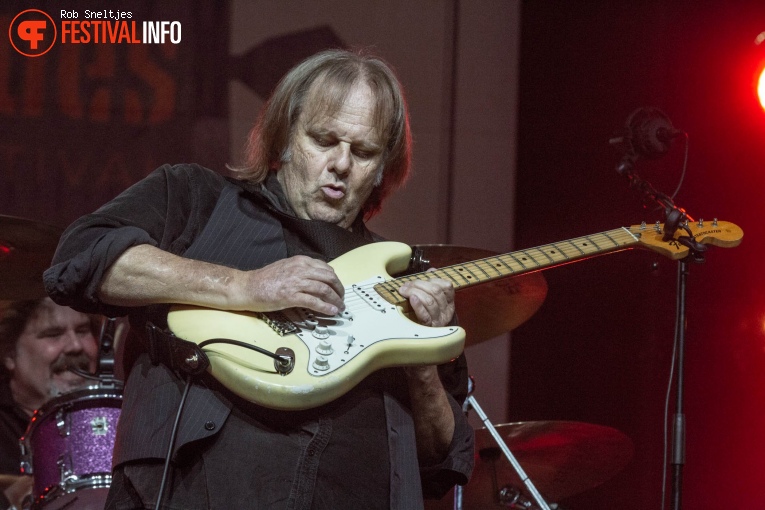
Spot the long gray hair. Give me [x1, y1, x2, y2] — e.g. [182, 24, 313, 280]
[234, 49, 412, 219]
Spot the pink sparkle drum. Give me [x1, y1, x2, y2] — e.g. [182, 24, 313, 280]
[20, 384, 122, 509]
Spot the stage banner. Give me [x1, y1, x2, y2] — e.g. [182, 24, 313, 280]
[1, 1, 229, 225]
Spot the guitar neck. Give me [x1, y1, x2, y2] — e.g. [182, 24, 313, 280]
[374, 227, 641, 306]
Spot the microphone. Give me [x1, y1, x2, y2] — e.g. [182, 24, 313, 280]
[610, 107, 684, 161]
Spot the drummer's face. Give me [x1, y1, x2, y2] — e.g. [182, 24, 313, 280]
[3, 299, 98, 413]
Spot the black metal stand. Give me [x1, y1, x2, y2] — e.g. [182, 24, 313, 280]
[615, 156, 707, 510]
[669, 258, 690, 510]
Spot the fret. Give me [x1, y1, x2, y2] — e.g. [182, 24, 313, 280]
[592, 232, 617, 249]
[452, 266, 478, 286]
[473, 259, 505, 278]
[470, 261, 492, 280]
[461, 263, 485, 283]
[518, 250, 544, 268]
[379, 281, 401, 297]
[435, 270, 461, 286]
[507, 253, 527, 269]
[484, 258, 510, 277]
[575, 237, 599, 254]
[540, 245, 569, 263]
[441, 267, 471, 285]
[582, 235, 602, 251]
[565, 238, 586, 256]
[531, 247, 556, 264]
[408, 272, 430, 283]
[549, 243, 571, 260]
[486, 256, 515, 275]
[601, 230, 621, 247]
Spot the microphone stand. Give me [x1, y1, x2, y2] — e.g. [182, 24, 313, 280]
[616, 156, 707, 510]
[670, 259, 689, 510]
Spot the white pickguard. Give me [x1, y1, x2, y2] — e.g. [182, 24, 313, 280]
[282, 276, 456, 377]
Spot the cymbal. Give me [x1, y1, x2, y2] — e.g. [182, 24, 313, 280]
[413, 245, 547, 344]
[428, 421, 634, 508]
[0, 215, 62, 300]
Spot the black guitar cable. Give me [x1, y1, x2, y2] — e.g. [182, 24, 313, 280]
[154, 373, 192, 510]
[198, 338, 294, 373]
[151, 335, 293, 509]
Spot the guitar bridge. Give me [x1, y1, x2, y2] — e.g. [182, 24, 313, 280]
[257, 312, 298, 336]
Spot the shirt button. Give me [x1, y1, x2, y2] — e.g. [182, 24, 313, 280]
[204, 421, 216, 431]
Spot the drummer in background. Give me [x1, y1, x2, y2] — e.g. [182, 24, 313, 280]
[0, 298, 100, 509]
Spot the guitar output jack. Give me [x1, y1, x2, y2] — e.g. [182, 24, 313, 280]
[274, 347, 295, 375]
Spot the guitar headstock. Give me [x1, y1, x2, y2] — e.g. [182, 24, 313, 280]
[629, 220, 743, 260]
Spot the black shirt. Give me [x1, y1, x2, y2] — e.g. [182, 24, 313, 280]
[44, 164, 474, 509]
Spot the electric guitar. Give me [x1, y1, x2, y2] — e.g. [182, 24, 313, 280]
[167, 220, 743, 410]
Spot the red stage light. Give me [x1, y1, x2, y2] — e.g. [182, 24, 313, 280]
[757, 32, 765, 112]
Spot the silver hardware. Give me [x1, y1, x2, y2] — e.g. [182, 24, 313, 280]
[185, 353, 199, 370]
[90, 416, 109, 436]
[56, 407, 70, 437]
[274, 347, 295, 375]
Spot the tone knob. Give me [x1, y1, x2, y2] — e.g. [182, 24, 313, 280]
[316, 339, 333, 356]
[312, 326, 330, 339]
[312, 355, 330, 371]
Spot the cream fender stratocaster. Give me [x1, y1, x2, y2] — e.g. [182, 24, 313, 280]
[167, 220, 743, 410]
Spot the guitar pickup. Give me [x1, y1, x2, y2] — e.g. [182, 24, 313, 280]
[352, 280, 388, 313]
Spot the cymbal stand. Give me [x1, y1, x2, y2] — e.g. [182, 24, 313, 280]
[67, 316, 123, 389]
[92, 316, 123, 392]
[459, 379, 551, 510]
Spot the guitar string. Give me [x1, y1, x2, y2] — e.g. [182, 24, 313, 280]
[346, 228, 642, 306]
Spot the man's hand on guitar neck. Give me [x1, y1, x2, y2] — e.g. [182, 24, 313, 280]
[399, 271, 457, 464]
[397, 271, 455, 328]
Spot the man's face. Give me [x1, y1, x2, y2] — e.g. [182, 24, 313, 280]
[277, 81, 384, 229]
[3, 299, 98, 413]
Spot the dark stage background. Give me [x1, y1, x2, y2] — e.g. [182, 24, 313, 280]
[2, 1, 764, 508]
[511, 1, 765, 509]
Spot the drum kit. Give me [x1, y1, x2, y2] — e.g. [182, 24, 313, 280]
[1, 215, 634, 509]
[1, 215, 123, 510]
